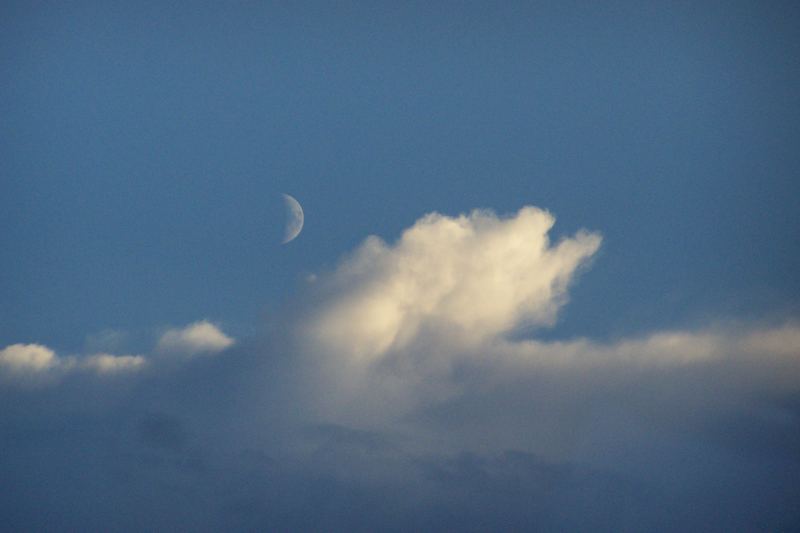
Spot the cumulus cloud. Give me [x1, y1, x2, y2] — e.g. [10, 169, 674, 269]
[293, 207, 800, 438]
[297, 207, 601, 419]
[157, 320, 235, 356]
[309, 206, 601, 361]
[0, 343, 58, 374]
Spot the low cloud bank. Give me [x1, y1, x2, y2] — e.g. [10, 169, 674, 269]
[1, 206, 798, 531]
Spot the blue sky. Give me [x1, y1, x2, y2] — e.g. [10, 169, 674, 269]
[4, 1, 798, 350]
[2, 2, 800, 530]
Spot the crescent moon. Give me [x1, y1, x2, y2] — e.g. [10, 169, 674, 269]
[282, 193, 304, 244]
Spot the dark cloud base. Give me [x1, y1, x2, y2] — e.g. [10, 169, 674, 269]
[2, 341, 798, 533]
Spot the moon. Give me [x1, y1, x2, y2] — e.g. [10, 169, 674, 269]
[282, 193, 304, 244]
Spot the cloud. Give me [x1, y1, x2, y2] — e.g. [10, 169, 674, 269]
[0, 344, 146, 385]
[0, 321, 234, 386]
[1, 206, 799, 530]
[81, 353, 147, 374]
[309, 206, 601, 361]
[291, 208, 800, 449]
[156, 320, 235, 356]
[298, 206, 603, 420]
[0, 343, 57, 373]
[495, 326, 764, 368]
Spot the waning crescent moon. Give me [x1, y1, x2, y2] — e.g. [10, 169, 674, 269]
[282, 193, 304, 244]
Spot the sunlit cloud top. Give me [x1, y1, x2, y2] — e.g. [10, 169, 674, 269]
[309, 206, 601, 360]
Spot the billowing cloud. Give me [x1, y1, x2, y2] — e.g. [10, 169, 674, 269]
[156, 320, 235, 356]
[290, 208, 800, 449]
[309, 206, 601, 360]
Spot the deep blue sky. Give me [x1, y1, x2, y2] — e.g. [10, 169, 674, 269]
[3, 1, 799, 350]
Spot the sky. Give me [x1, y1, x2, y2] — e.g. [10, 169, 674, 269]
[2, 1, 800, 531]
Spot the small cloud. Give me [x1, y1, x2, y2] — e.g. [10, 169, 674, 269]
[1, 344, 146, 385]
[1, 319, 234, 387]
[156, 320, 235, 356]
[0, 343, 58, 378]
[81, 353, 147, 375]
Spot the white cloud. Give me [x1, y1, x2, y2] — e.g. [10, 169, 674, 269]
[308, 206, 601, 361]
[156, 320, 235, 356]
[490, 324, 800, 389]
[494, 329, 725, 369]
[303, 207, 797, 381]
[292, 207, 800, 433]
[0, 344, 147, 385]
[1, 320, 233, 386]
[299, 318, 800, 458]
[81, 354, 147, 374]
[0, 343, 58, 374]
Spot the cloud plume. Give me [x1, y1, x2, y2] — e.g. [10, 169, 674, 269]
[309, 206, 601, 361]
